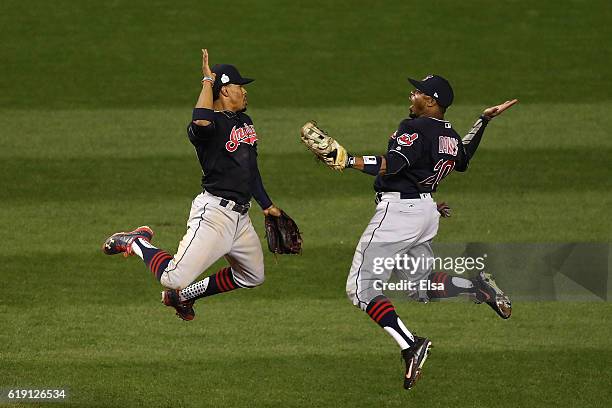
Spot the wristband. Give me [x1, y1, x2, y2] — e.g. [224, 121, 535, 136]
[201, 76, 214, 85]
[346, 155, 355, 168]
[362, 155, 382, 176]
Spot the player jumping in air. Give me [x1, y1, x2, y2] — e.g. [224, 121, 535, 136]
[301, 74, 517, 390]
[102, 49, 284, 321]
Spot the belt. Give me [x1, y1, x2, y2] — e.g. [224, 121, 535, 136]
[219, 198, 250, 215]
[375, 191, 431, 204]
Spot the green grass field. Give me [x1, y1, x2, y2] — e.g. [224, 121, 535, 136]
[1, 1, 611, 407]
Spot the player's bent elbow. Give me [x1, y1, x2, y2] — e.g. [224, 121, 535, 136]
[193, 119, 211, 127]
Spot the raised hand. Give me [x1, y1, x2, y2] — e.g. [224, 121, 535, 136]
[202, 48, 215, 81]
[483, 99, 518, 119]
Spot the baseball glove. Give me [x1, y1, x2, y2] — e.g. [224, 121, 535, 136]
[300, 121, 348, 171]
[264, 210, 303, 255]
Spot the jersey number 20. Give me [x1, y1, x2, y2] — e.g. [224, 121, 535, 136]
[420, 159, 455, 188]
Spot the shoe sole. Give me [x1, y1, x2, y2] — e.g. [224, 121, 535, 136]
[418, 341, 432, 370]
[480, 273, 512, 320]
[489, 298, 512, 319]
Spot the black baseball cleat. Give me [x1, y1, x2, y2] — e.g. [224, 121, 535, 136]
[102, 226, 154, 257]
[401, 336, 433, 390]
[161, 289, 196, 321]
[473, 271, 512, 319]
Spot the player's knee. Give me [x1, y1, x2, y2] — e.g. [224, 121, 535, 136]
[232, 267, 264, 288]
[160, 272, 191, 290]
[346, 286, 372, 312]
[246, 272, 265, 287]
[346, 287, 359, 307]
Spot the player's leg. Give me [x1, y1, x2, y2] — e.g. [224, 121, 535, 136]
[399, 204, 512, 317]
[396, 200, 477, 300]
[179, 214, 264, 305]
[394, 241, 490, 301]
[422, 270, 509, 308]
[223, 214, 265, 288]
[134, 196, 234, 289]
[392, 199, 441, 389]
[350, 256, 432, 390]
[408, 251, 511, 318]
[360, 285, 429, 390]
[129, 238, 175, 282]
[345, 202, 419, 350]
[102, 223, 201, 320]
[159, 200, 246, 319]
[346, 202, 395, 311]
[346, 198, 439, 389]
[399, 258, 512, 320]
[424, 271, 478, 298]
[120, 194, 237, 320]
[102, 194, 232, 288]
[102, 225, 178, 280]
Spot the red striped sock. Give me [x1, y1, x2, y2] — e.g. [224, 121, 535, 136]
[147, 250, 173, 281]
[366, 296, 415, 349]
[132, 239, 172, 281]
[367, 297, 395, 324]
[180, 267, 241, 301]
[214, 267, 238, 293]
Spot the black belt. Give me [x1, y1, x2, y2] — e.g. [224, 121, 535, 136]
[375, 191, 430, 204]
[219, 199, 250, 215]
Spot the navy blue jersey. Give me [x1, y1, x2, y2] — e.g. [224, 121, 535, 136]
[374, 117, 469, 195]
[187, 110, 270, 207]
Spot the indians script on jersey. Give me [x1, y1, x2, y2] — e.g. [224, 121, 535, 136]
[225, 124, 258, 152]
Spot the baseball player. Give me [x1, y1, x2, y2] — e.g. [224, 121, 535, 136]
[303, 75, 516, 389]
[102, 49, 283, 321]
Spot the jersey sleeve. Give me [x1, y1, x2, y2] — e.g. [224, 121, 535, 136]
[385, 121, 424, 176]
[455, 116, 490, 172]
[454, 143, 469, 172]
[187, 121, 215, 145]
[250, 163, 273, 210]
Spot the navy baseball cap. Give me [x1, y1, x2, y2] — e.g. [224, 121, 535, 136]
[408, 74, 454, 108]
[212, 64, 254, 99]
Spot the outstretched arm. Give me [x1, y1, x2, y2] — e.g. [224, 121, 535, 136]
[299, 120, 415, 176]
[347, 155, 387, 175]
[457, 99, 518, 171]
[460, 116, 489, 162]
